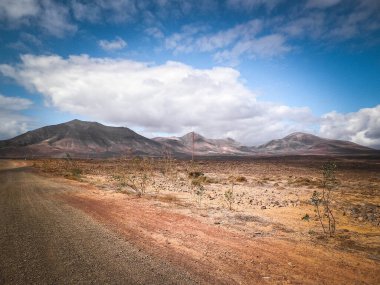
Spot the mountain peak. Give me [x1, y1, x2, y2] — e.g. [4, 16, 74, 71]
[1, 120, 377, 158]
[181, 132, 205, 141]
[284, 132, 319, 139]
[0, 119, 162, 158]
[65, 119, 101, 127]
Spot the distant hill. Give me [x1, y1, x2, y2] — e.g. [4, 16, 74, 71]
[0, 120, 163, 158]
[0, 121, 378, 158]
[153, 132, 251, 156]
[255, 132, 376, 155]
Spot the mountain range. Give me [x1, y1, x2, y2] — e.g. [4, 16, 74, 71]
[0, 119, 378, 158]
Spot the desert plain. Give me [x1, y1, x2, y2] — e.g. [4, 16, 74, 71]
[1, 155, 374, 284]
[0, 156, 380, 284]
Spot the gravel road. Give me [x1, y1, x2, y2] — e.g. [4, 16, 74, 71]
[0, 161, 198, 284]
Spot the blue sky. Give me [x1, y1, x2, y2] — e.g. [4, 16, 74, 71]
[0, 0, 379, 148]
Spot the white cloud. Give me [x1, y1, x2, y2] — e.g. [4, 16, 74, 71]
[71, 0, 137, 24]
[71, 0, 101, 23]
[38, 0, 77, 37]
[279, 13, 325, 39]
[145, 27, 165, 39]
[98, 37, 127, 51]
[0, 113, 31, 140]
[196, 19, 262, 52]
[0, 54, 316, 146]
[0, 94, 33, 139]
[0, 94, 33, 111]
[0, 0, 76, 37]
[165, 20, 290, 63]
[280, 0, 380, 42]
[320, 105, 380, 149]
[0, 0, 39, 21]
[214, 34, 291, 64]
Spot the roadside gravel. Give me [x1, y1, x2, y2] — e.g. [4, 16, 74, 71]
[0, 161, 198, 284]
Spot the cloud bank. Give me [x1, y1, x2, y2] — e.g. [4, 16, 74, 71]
[320, 105, 380, 149]
[1, 54, 379, 148]
[0, 54, 315, 145]
[164, 0, 380, 63]
[0, 94, 32, 139]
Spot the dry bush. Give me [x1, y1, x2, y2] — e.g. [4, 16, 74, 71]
[157, 194, 180, 203]
[188, 171, 204, 178]
[311, 162, 338, 236]
[235, 176, 247, 183]
[224, 184, 235, 210]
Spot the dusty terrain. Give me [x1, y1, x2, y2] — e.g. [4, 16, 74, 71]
[1, 156, 379, 284]
[0, 160, 199, 284]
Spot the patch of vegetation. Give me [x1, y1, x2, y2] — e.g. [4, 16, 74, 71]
[194, 184, 205, 207]
[302, 213, 310, 221]
[158, 194, 180, 203]
[236, 176, 247, 182]
[311, 161, 338, 236]
[188, 171, 204, 178]
[224, 184, 235, 210]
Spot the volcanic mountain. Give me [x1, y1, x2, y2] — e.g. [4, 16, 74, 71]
[255, 132, 376, 155]
[0, 119, 163, 158]
[0, 120, 378, 158]
[153, 132, 251, 156]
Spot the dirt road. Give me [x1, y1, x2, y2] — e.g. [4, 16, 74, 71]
[0, 161, 198, 284]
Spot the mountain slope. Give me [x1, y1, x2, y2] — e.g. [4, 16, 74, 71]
[153, 132, 250, 155]
[0, 121, 377, 158]
[0, 120, 163, 158]
[256, 132, 375, 155]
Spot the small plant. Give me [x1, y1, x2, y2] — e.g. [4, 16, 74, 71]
[302, 213, 310, 221]
[224, 184, 235, 210]
[310, 161, 337, 236]
[188, 171, 204, 178]
[71, 167, 82, 178]
[162, 147, 174, 176]
[194, 184, 205, 207]
[235, 176, 247, 183]
[140, 173, 148, 195]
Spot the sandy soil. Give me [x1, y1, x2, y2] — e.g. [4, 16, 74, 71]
[29, 156, 380, 284]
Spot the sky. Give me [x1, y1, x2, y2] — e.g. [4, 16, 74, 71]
[0, 0, 379, 148]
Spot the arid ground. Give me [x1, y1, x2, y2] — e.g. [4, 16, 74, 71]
[1, 156, 379, 284]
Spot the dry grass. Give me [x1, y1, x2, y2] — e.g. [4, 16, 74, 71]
[32, 156, 380, 258]
[156, 193, 181, 204]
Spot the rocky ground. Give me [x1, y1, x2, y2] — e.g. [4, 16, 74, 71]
[25, 156, 380, 284]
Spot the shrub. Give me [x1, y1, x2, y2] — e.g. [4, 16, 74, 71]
[188, 171, 204, 178]
[235, 176, 247, 183]
[224, 184, 235, 210]
[310, 161, 337, 236]
[302, 214, 310, 221]
[194, 185, 205, 207]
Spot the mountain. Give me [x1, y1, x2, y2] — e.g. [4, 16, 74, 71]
[0, 121, 377, 158]
[255, 132, 376, 155]
[153, 132, 251, 156]
[0, 120, 163, 158]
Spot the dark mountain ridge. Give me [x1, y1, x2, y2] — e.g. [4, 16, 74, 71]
[255, 132, 375, 155]
[0, 120, 378, 158]
[154, 132, 250, 155]
[0, 120, 163, 158]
